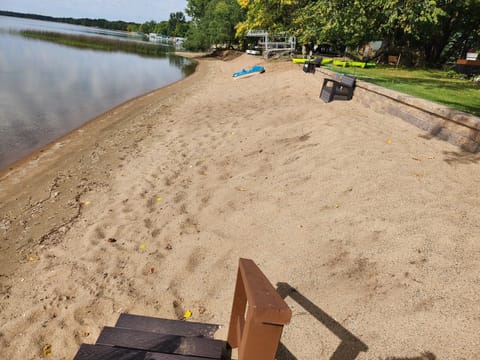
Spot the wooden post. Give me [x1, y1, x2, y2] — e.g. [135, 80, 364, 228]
[227, 259, 292, 360]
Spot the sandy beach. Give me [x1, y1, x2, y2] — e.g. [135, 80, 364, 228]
[1, 53, 480, 359]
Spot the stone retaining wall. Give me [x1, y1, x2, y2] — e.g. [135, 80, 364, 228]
[320, 68, 480, 152]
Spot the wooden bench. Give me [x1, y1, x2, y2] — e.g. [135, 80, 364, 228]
[303, 57, 323, 73]
[319, 74, 356, 103]
[73, 258, 291, 360]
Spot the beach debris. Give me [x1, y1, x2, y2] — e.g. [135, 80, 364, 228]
[165, 243, 173, 250]
[42, 344, 52, 357]
[139, 243, 147, 250]
[386, 138, 392, 145]
[335, 204, 340, 208]
[83, 201, 92, 206]
[235, 186, 248, 192]
[150, 267, 155, 274]
[28, 256, 40, 262]
[183, 310, 192, 320]
[107, 238, 117, 243]
[156, 196, 163, 203]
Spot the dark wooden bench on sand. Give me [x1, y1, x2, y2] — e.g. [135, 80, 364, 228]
[73, 258, 292, 360]
[320, 74, 356, 103]
[303, 56, 323, 73]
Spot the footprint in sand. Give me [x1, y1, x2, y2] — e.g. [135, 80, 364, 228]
[144, 218, 153, 229]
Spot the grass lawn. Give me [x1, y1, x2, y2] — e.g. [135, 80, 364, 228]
[325, 65, 480, 117]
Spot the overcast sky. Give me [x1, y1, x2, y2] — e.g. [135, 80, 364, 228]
[0, 0, 188, 23]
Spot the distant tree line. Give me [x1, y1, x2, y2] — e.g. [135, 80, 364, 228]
[0, 10, 137, 31]
[0, 10, 189, 38]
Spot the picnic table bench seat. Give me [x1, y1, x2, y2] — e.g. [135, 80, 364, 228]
[74, 313, 228, 359]
[73, 259, 291, 360]
[303, 56, 323, 73]
[320, 74, 356, 103]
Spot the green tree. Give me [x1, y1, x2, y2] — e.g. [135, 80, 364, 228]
[423, 0, 480, 65]
[154, 21, 169, 35]
[208, 0, 244, 45]
[182, 0, 479, 66]
[140, 20, 156, 34]
[292, 0, 479, 66]
[186, 0, 210, 19]
[236, 0, 304, 37]
[185, 0, 244, 50]
[127, 23, 139, 32]
[168, 12, 189, 37]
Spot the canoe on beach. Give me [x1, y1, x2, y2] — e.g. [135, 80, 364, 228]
[332, 60, 377, 68]
[292, 57, 333, 65]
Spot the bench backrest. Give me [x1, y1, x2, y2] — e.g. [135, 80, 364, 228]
[340, 74, 356, 87]
[227, 258, 292, 360]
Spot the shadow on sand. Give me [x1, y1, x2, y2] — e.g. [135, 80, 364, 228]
[275, 282, 368, 360]
[274, 283, 436, 360]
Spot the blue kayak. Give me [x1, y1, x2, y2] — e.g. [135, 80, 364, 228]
[232, 65, 265, 78]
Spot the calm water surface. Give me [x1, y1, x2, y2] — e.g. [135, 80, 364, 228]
[0, 16, 194, 170]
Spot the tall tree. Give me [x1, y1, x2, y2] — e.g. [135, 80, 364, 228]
[422, 0, 480, 65]
[168, 12, 189, 36]
[292, 0, 478, 66]
[185, 0, 244, 50]
[236, 0, 305, 37]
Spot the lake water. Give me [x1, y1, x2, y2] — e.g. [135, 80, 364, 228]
[0, 15, 195, 170]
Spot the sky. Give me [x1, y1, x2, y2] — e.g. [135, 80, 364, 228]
[0, 0, 188, 23]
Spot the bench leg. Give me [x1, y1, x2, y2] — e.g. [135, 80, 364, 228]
[238, 313, 285, 360]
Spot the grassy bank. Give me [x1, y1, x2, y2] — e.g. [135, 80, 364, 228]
[326, 65, 480, 117]
[20, 30, 174, 56]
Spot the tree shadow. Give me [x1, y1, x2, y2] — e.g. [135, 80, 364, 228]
[275, 282, 368, 360]
[418, 124, 444, 140]
[442, 149, 480, 165]
[418, 124, 480, 160]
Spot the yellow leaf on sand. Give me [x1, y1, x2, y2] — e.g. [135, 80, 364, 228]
[183, 310, 192, 319]
[84, 201, 91, 206]
[139, 243, 147, 250]
[43, 344, 52, 357]
[386, 139, 392, 145]
[156, 197, 162, 203]
[28, 256, 39, 262]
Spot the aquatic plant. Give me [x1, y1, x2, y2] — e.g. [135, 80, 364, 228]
[19, 30, 175, 56]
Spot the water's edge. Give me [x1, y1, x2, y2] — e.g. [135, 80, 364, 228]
[0, 57, 199, 175]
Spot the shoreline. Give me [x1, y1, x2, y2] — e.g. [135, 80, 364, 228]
[1, 53, 480, 359]
[0, 54, 201, 178]
[0, 55, 206, 275]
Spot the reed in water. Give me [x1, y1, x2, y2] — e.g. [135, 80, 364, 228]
[19, 30, 174, 56]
